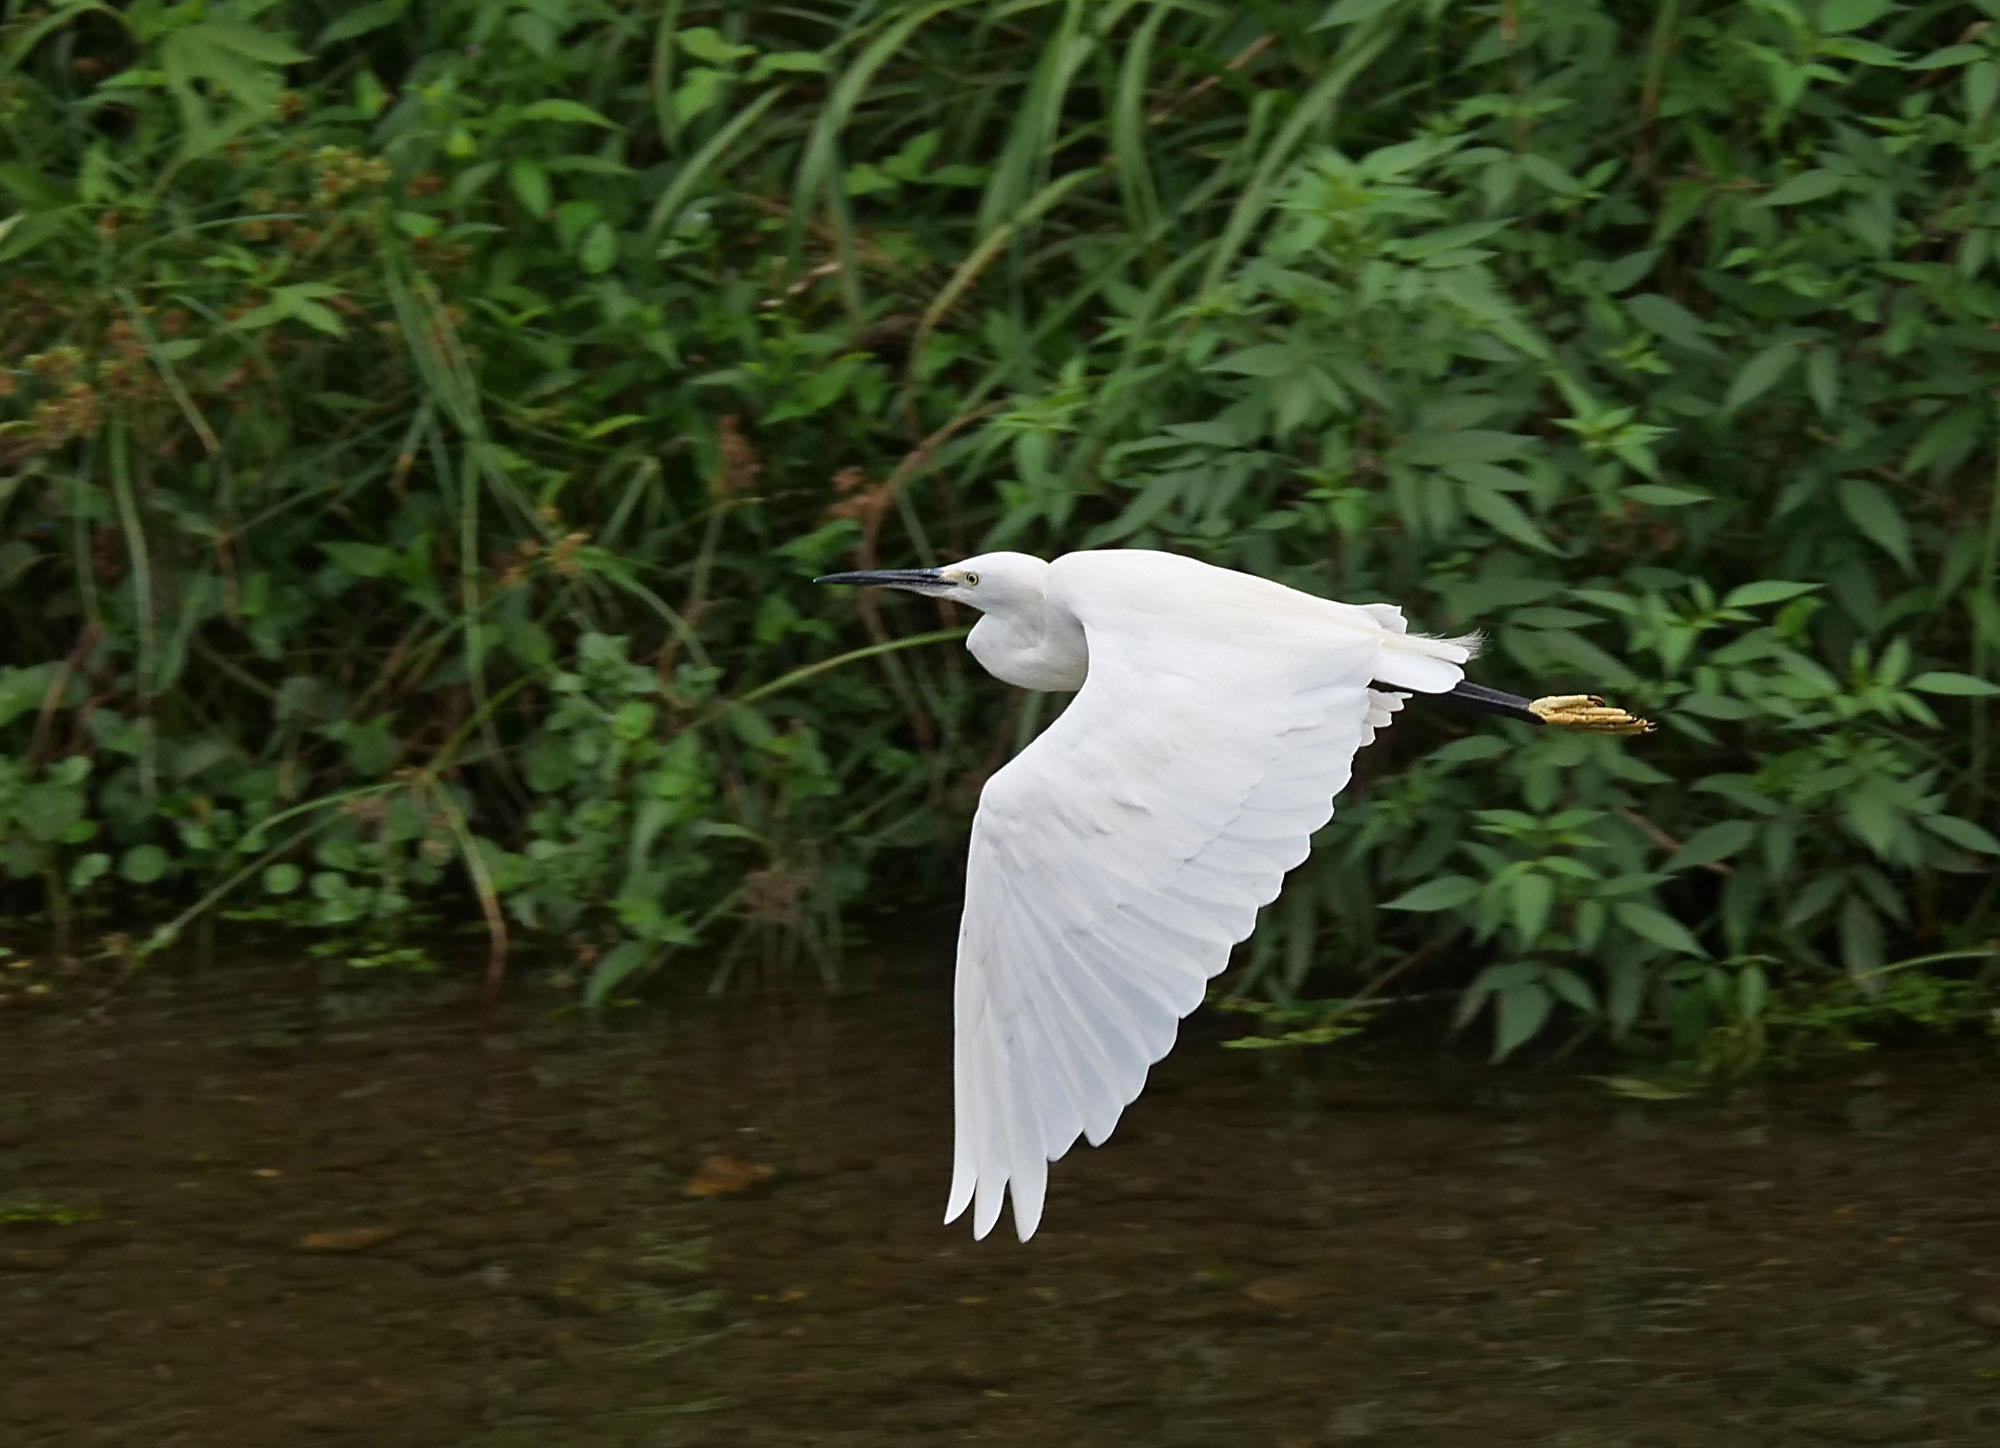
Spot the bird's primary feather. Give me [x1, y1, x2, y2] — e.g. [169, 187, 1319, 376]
[945, 551, 1476, 1241]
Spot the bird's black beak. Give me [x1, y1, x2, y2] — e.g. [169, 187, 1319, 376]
[814, 568, 950, 593]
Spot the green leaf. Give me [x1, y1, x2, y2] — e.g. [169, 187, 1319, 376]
[1738, 963, 1768, 1020]
[1920, 814, 2000, 854]
[1625, 293, 1721, 355]
[317, 0, 410, 47]
[1510, 872, 1555, 943]
[585, 940, 660, 1008]
[0, 163, 67, 208]
[0, 664, 63, 728]
[1835, 477, 1913, 571]
[1605, 958, 1644, 1034]
[517, 98, 620, 128]
[1653, 181, 1709, 245]
[46, 755, 89, 788]
[1623, 484, 1710, 507]
[673, 67, 731, 126]
[1840, 894, 1884, 976]
[1722, 580, 1821, 609]
[1520, 153, 1582, 195]
[1819, 0, 1895, 31]
[1492, 981, 1553, 1061]
[842, 161, 896, 197]
[677, 26, 757, 63]
[1399, 430, 1533, 466]
[1546, 967, 1597, 1014]
[509, 159, 551, 218]
[1904, 402, 1982, 476]
[1384, 875, 1481, 912]
[1907, 671, 2000, 696]
[750, 51, 829, 80]
[1081, 473, 1182, 546]
[354, 67, 388, 118]
[1529, 628, 1637, 686]
[1760, 169, 1845, 206]
[233, 284, 348, 337]
[287, 298, 345, 337]
[1665, 820, 1756, 872]
[321, 542, 395, 578]
[1612, 902, 1708, 957]
[1676, 693, 1758, 720]
[1843, 788, 1903, 858]
[1463, 485, 1561, 555]
[17, 781, 83, 843]
[1599, 248, 1659, 292]
[1806, 347, 1840, 417]
[0, 211, 62, 264]
[611, 701, 657, 741]
[202, 22, 311, 66]
[1967, 60, 1999, 120]
[263, 862, 304, 894]
[69, 852, 111, 892]
[1206, 344, 1312, 377]
[578, 221, 619, 274]
[1910, 44, 1985, 69]
[1314, 0, 1405, 26]
[1723, 344, 1798, 414]
[121, 844, 171, 884]
[582, 414, 646, 441]
[1428, 735, 1509, 766]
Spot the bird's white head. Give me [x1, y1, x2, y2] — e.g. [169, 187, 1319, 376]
[814, 551, 1047, 617]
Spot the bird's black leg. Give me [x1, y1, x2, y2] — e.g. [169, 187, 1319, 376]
[1445, 680, 1540, 722]
[1443, 682, 1655, 734]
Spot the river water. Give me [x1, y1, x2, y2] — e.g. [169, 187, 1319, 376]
[4, 954, 1998, 1445]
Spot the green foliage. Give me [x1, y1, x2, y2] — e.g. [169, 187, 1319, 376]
[2, 0, 1998, 1063]
[1214, 995, 1382, 1051]
[1599, 947, 2000, 1098]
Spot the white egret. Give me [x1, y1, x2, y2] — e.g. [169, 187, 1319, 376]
[816, 549, 1650, 1242]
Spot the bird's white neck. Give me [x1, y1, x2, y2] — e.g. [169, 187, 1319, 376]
[967, 601, 1088, 693]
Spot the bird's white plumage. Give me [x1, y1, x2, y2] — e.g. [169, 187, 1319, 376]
[940, 551, 1474, 1241]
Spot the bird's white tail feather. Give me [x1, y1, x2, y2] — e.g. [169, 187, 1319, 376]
[1372, 628, 1483, 694]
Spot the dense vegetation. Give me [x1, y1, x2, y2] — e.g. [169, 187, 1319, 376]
[3, 0, 1998, 1072]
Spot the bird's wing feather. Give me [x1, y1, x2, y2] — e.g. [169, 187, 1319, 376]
[947, 574, 1416, 1242]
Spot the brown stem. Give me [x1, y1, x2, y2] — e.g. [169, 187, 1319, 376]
[1147, 32, 1277, 125]
[27, 621, 102, 776]
[1617, 805, 1730, 875]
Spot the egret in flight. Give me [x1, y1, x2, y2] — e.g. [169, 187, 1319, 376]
[817, 549, 1650, 1242]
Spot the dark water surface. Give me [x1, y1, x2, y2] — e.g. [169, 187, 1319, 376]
[4, 958, 1999, 1446]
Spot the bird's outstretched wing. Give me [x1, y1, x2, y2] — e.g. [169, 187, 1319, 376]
[946, 566, 1458, 1241]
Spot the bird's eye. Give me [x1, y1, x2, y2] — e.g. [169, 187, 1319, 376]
[962, 572, 979, 587]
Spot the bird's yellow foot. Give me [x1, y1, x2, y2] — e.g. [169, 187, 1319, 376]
[1527, 694, 1657, 735]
